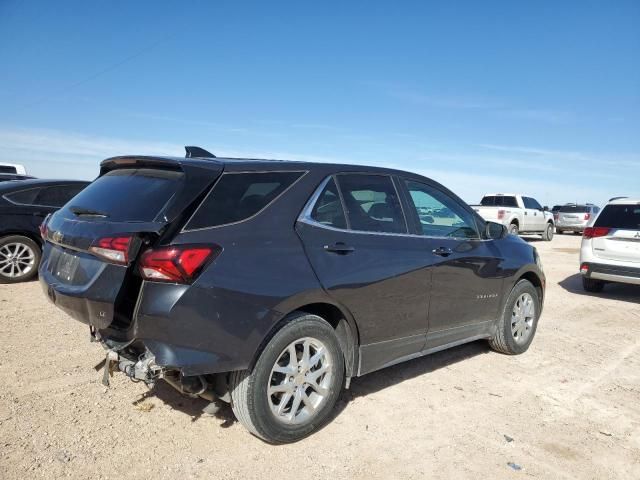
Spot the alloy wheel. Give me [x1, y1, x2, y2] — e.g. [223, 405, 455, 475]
[0, 242, 36, 279]
[267, 337, 333, 425]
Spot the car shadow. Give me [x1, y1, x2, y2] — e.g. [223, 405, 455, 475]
[558, 273, 640, 304]
[329, 340, 490, 422]
[135, 340, 491, 440]
[133, 381, 237, 427]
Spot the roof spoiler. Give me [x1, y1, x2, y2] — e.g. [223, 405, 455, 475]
[185, 146, 216, 158]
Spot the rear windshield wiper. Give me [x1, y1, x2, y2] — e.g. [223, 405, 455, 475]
[69, 206, 109, 218]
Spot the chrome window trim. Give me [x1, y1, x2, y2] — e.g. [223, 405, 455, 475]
[181, 170, 309, 233]
[298, 175, 485, 241]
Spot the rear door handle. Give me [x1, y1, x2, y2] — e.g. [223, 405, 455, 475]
[324, 242, 355, 254]
[432, 247, 453, 257]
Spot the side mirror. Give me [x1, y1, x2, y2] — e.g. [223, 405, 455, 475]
[485, 221, 507, 240]
[543, 206, 549, 211]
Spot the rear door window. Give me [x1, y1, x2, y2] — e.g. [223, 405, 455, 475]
[65, 168, 184, 222]
[310, 177, 347, 229]
[481, 196, 518, 207]
[186, 171, 304, 230]
[595, 204, 640, 229]
[35, 184, 86, 207]
[336, 174, 407, 234]
[3, 187, 41, 205]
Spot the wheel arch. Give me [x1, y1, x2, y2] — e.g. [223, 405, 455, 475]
[252, 297, 360, 380]
[0, 230, 43, 249]
[517, 269, 544, 304]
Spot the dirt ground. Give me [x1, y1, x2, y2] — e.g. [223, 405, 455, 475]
[1, 234, 638, 479]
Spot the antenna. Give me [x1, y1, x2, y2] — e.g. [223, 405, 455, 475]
[185, 146, 216, 158]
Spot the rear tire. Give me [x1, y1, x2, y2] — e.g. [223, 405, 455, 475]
[0, 235, 41, 284]
[230, 313, 344, 443]
[509, 223, 519, 235]
[582, 277, 604, 293]
[542, 222, 554, 241]
[489, 279, 540, 355]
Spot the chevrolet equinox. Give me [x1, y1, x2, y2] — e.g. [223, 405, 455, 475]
[39, 147, 545, 443]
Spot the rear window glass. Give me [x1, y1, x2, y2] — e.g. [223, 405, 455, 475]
[65, 169, 183, 222]
[559, 205, 590, 213]
[595, 204, 640, 230]
[185, 171, 304, 230]
[480, 196, 518, 207]
[0, 166, 18, 174]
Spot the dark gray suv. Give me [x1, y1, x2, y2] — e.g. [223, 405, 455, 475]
[39, 148, 545, 443]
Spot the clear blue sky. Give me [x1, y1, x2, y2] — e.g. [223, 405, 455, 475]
[1, 1, 638, 206]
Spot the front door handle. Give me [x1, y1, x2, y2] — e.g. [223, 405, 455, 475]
[432, 247, 453, 257]
[324, 242, 355, 254]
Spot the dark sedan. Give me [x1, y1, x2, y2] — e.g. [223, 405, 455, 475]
[0, 179, 89, 283]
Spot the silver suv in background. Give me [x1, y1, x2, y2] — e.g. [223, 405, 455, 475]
[579, 198, 640, 292]
[556, 204, 600, 234]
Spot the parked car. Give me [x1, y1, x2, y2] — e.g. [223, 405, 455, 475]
[0, 179, 89, 283]
[0, 174, 36, 182]
[39, 150, 545, 443]
[580, 197, 640, 292]
[555, 203, 600, 234]
[473, 194, 555, 240]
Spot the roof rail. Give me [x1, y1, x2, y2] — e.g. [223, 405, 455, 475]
[609, 196, 628, 201]
[185, 146, 216, 159]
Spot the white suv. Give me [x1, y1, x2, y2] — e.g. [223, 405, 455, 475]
[579, 197, 640, 292]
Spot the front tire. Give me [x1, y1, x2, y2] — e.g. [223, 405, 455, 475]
[230, 313, 345, 443]
[489, 279, 540, 355]
[0, 235, 41, 284]
[542, 222, 554, 241]
[582, 277, 604, 293]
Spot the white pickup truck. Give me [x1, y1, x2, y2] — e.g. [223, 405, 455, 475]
[473, 193, 555, 241]
[0, 163, 27, 175]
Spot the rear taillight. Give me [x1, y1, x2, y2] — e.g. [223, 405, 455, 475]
[584, 213, 591, 221]
[583, 227, 610, 239]
[497, 209, 505, 220]
[39, 214, 51, 239]
[89, 236, 133, 265]
[138, 245, 220, 283]
[580, 263, 589, 274]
